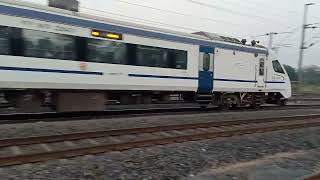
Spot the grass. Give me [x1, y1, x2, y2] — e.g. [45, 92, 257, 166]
[292, 83, 320, 94]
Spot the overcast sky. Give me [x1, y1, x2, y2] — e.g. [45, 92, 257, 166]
[22, 0, 320, 67]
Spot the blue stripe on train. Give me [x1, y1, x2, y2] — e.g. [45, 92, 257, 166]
[0, 66, 285, 84]
[128, 73, 198, 80]
[265, 81, 286, 84]
[129, 74, 285, 83]
[214, 78, 257, 83]
[0, 66, 103, 75]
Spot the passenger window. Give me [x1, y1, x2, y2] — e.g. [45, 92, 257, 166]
[23, 29, 76, 60]
[170, 50, 187, 69]
[272, 60, 285, 74]
[136, 45, 169, 68]
[87, 39, 127, 64]
[12, 26, 188, 69]
[259, 58, 265, 76]
[0, 26, 10, 55]
[203, 53, 210, 71]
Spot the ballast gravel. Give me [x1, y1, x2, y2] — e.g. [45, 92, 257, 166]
[189, 149, 320, 180]
[0, 126, 320, 179]
[1, 108, 320, 139]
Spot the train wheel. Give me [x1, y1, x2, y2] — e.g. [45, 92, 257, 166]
[277, 99, 287, 106]
[250, 94, 261, 109]
[223, 94, 240, 110]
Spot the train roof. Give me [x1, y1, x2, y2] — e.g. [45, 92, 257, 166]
[193, 32, 242, 44]
[0, 0, 268, 54]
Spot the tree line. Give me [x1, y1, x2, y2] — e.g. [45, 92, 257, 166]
[283, 64, 320, 84]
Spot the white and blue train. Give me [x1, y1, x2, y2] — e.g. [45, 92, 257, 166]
[0, 0, 291, 112]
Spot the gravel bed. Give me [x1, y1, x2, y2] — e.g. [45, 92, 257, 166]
[288, 100, 320, 105]
[1, 108, 320, 139]
[1, 127, 320, 179]
[189, 149, 320, 180]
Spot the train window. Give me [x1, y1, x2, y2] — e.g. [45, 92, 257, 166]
[87, 39, 127, 64]
[259, 58, 265, 76]
[203, 53, 210, 71]
[22, 29, 76, 60]
[136, 45, 169, 68]
[272, 60, 285, 74]
[169, 50, 187, 69]
[0, 26, 10, 55]
[16, 28, 187, 69]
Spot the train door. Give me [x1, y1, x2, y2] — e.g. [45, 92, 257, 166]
[198, 46, 214, 93]
[256, 58, 266, 88]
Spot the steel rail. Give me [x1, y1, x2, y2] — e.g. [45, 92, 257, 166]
[0, 104, 320, 125]
[1, 114, 320, 148]
[0, 116, 319, 167]
[305, 174, 320, 180]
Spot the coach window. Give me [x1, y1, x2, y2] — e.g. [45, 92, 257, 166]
[259, 58, 265, 76]
[23, 29, 76, 60]
[136, 45, 169, 68]
[203, 53, 210, 71]
[171, 50, 187, 69]
[0, 26, 10, 55]
[272, 60, 285, 74]
[87, 39, 127, 64]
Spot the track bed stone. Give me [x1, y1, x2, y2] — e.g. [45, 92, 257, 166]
[0, 126, 320, 179]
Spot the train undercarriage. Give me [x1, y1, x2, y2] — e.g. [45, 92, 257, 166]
[0, 90, 287, 113]
[197, 92, 287, 109]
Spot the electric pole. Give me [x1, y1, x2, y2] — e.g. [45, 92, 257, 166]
[297, 3, 315, 88]
[267, 32, 276, 50]
[254, 32, 292, 51]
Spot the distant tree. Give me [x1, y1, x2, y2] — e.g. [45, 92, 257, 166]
[302, 65, 320, 84]
[283, 65, 298, 81]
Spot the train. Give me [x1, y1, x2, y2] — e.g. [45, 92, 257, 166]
[0, 0, 291, 112]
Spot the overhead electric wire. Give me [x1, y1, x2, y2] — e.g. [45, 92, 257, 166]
[251, 31, 293, 39]
[14, 0, 273, 39]
[197, 0, 297, 20]
[80, 6, 258, 40]
[306, 39, 320, 49]
[80, 6, 258, 39]
[276, 26, 301, 44]
[229, 0, 300, 15]
[187, 0, 269, 20]
[185, 0, 295, 24]
[81, 6, 202, 32]
[305, 30, 320, 45]
[114, 0, 240, 26]
[114, 0, 295, 27]
[16, 0, 205, 32]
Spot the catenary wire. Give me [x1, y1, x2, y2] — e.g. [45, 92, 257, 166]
[186, 0, 293, 24]
[81, 7, 203, 32]
[114, 0, 239, 25]
[196, 0, 298, 19]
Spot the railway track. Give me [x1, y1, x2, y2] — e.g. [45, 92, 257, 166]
[0, 114, 320, 167]
[1, 104, 320, 125]
[305, 173, 320, 180]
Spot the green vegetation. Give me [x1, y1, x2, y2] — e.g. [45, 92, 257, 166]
[284, 64, 320, 94]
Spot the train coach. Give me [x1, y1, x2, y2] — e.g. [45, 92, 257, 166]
[0, 0, 291, 112]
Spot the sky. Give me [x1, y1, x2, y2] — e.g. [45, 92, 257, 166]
[19, 0, 320, 67]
